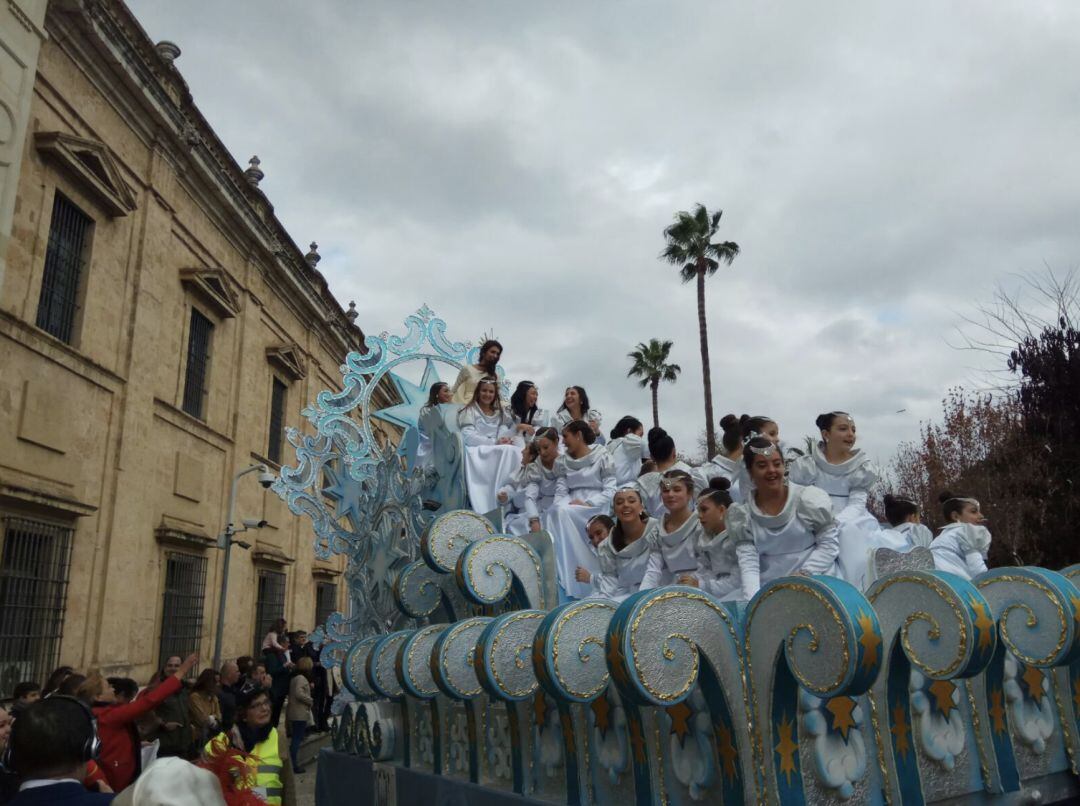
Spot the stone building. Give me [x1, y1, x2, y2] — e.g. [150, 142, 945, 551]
[0, 0, 389, 691]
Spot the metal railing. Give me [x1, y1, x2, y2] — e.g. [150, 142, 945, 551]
[158, 552, 207, 674]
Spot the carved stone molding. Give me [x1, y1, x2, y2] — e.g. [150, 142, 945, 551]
[179, 267, 241, 319]
[265, 343, 307, 381]
[35, 131, 137, 217]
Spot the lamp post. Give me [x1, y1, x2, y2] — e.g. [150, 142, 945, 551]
[212, 463, 273, 670]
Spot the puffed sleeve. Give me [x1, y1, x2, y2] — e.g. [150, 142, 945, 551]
[846, 458, 880, 492]
[726, 503, 752, 546]
[553, 457, 570, 506]
[786, 453, 817, 487]
[583, 453, 617, 508]
[796, 485, 836, 534]
[956, 523, 991, 557]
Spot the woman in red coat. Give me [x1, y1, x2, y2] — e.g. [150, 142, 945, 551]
[78, 653, 198, 791]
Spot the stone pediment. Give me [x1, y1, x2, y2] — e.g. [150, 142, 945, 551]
[35, 131, 137, 217]
[179, 268, 241, 318]
[266, 343, 307, 381]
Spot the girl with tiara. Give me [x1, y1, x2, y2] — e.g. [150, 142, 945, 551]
[573, 514, 615, 593]
[635, 427, 695, 517]
[640, 469, 703, 588]
[729, 436, 840, 600]
[693, 414, 745, 501]
[586, 487, 659, 602]
[606, 415, 649, 486]
[879, 494, 934, 550]
[930, 491, 992, 580]
[509, 381, 551, 442]
[523, 427, 561, 533]
[457, 377, 522, 514]
[416, 381, 452, 469]
[788, 411, 883, 589]
[497, 442, 539, 535]
[554, 386, 603, 435]
[677, 477, 742, 601]
[544, 420, 617, 600]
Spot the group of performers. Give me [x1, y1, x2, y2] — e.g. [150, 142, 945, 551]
[424, 341, 991, 603]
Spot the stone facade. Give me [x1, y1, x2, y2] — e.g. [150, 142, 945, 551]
[0, 0, 391, 689]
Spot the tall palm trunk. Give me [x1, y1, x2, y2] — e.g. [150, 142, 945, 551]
[697, 265, 717, 458]
[650, 379, 660, 429]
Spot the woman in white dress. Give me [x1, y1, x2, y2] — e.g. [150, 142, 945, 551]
[553, 386, 603, 435]
[730, 437, 841, 600]
[930, 490, 992, 580]
[574, 514, 615, 592]
[693, 414, 745, 502]
[509, 381, 552, 442]
[677, 477, 742, 601]
[587, 488, 659, 602]
[498, 442, 539, 535]
[788, 411, 883, 590]
[458, 378, 522, 514]
[523, 427, 561, 533]
[640, 470, 703, 589]
[606, 416, 649, 486]
[543, 420, 617, 601]
[636, 427, 695, 517]
[416, 382, 452, 469]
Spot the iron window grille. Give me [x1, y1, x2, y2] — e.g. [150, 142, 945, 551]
[159, 552, 207, 674]
[267, 377, 288, 464]
[314, 580, 337, 630]
[182, 307, 214, 419]
[254, 569, 287, 655]
[0, 516, 74, 699]
[35, 193, 92, 344]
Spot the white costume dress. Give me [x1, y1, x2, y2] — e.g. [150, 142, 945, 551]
[523, 459, 560, 523]
[606, 434, 650, 487]
[729, 483, 840, 600]
[589, 520, 659, 602]
[788, 444, 881, 590]
[498, 464, 533, 535]
[640, 514, 704, 589]
[636, 461, 696, 518]
[458, 405, 522, 514]
[543, 446, 617, 599]
[692, 528, 742, 601]
[930, 523, 991, 580]
[553, 408, 603, 430]
[692, 455, 744, 503]
[877, 521, 933, 551]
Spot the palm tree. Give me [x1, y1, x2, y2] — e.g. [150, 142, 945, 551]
[627, 339, 681, 429]
[661, 205, 740, 459]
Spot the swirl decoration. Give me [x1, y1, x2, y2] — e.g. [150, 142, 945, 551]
[422, 510, 496, 573]
[456, 535, 546, 610]
[394, 559, 445, 618]
[431, 616, 494, 701]
[474, 610, 546, 701]
[342, 636, 383, 702]
[397, 624, 449, 700]
[335, 706, 354, 753]
[972, 567, 1080, 792]
[744, 576, 883, 803]
[534, 600, 617, 703]
[606, 586, 750, 805]
[273, 309, 491, 668]
[866, 571, 997, 804]
[367, 630, 414, 700]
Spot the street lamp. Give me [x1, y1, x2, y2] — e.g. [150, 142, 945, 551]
[211, 464, 275, 670]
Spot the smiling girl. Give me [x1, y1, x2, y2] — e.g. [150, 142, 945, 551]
[640, 470, 703, 588]
[677, 477, 742, 600]
[729, 436, 840, 600]
[523, 427, 562, 533]
[586, 487, 658, 602]
[458, 378, 522, 513]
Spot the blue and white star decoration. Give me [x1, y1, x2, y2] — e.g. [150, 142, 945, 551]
[371, 359, 442, 471]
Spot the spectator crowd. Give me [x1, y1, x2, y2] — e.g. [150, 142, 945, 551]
[0, 620, 335, 805]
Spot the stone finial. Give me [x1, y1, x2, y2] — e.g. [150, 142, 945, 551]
[244, 156, 264, 187]
[346, 301, 359, 324]
[156, 41, 181, 64]
[305, 242, 321, 268]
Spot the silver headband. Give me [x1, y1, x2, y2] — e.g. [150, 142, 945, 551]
[946, 496, 979, 508]
[748, 442, 776, 457]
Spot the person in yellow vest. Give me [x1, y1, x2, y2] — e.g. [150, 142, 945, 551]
[203, 688, 292, 805]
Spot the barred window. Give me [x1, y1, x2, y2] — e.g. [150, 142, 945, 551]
[36, 193, 92, 344]
[159, 552, 207, 673]
[267, 377, 288, 464]
[182, 308, 214, 419]
[254, 569, 287, 654]
[314, 580, 337, 629]
[0, 516, 74, 698]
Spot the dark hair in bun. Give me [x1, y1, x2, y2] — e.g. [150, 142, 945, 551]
[647, 427, 675, 463]
[697, 476, 733, 507]
[742, 436, 783, 470]
[533, 426, 559, 444]
[719, 414, 742, 454]
[739, 414, 776, 441]
[815, 411, 851, 431]
[938, 489, 976, 523]
[562, 419, 596, 446]
[883, 493, 919, 527]
[610, 415, 643, 441]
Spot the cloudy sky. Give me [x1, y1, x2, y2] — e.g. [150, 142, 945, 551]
[131, 1, 1080, 467]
